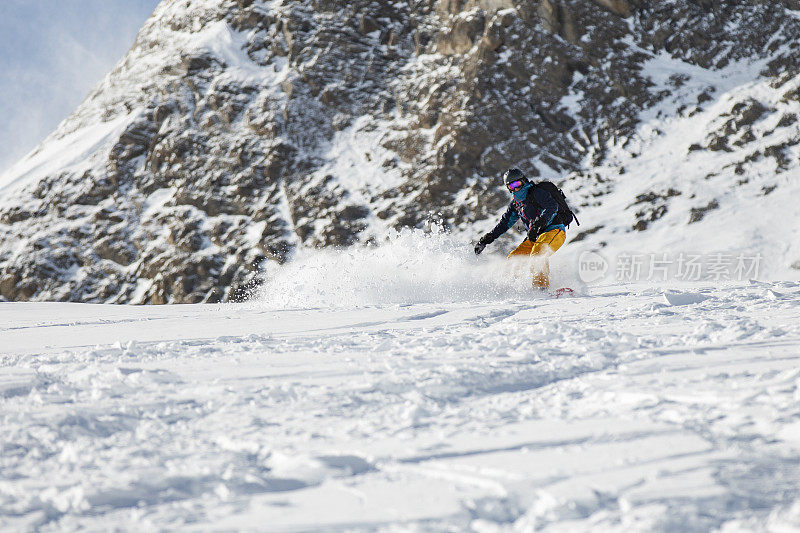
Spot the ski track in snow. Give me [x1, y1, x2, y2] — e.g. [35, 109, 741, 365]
[2, 282, 800, 531]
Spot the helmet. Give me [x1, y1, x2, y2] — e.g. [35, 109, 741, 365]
[503, 168, 527, 189]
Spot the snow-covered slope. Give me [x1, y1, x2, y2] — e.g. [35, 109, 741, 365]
[3, 251, 800, 529]
[561, 50, 800, 281]
[1, 0, 799, 303]
[3, 2, 800, 529]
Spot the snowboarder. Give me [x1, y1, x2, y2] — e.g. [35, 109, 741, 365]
[473, 168, 577, 290]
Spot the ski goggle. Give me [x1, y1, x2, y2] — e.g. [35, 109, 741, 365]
[507, 180, 524, 191]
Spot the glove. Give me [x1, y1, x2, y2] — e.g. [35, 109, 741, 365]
[474, 234, 493, 255]
[527, 219, 545, 242]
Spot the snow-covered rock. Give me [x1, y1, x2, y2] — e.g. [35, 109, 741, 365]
[1, 0, 799, 303]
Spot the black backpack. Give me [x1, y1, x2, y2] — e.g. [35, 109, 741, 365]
[534, 181, 580, 228]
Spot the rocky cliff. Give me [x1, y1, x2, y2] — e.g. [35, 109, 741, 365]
[1, 0, 799, 303]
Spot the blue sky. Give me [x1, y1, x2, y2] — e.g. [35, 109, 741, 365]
[0, 0, 160, 173]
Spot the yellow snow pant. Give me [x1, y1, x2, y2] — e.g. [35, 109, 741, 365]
[507, 228, 566, 289]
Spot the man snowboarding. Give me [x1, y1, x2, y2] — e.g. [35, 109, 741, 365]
[474, 168, 576, 290]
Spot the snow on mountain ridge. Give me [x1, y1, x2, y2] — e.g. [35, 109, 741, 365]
[0, 112, 140, 195]
[0, 0, 799, 303]
[566, 50, 800, 281]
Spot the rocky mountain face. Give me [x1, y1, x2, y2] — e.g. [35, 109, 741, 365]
[1, 0, 799, 303]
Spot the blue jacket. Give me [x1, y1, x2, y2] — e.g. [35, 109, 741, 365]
[486, 183, 561, 241]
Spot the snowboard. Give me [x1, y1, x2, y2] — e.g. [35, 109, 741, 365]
[550, 287, 575, 299]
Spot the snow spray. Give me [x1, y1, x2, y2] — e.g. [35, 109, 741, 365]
[255, 228, 557, 308]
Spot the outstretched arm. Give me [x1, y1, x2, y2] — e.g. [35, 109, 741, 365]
[475, 205, 518, 254]
[487, 205, 519, 241]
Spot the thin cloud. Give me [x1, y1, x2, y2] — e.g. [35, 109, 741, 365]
[0, 0, 160, 174]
